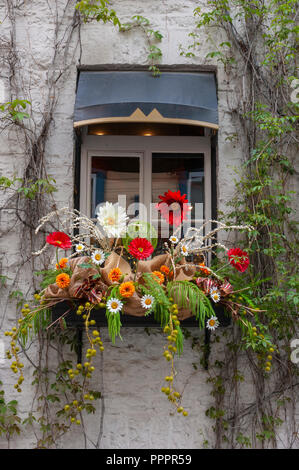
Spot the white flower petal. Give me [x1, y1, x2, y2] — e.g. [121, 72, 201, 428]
[75, 243, 85, 253]
[141, 295, 155, 310]
[210, 288, 221, 303]
[169, 236, 179, 244]
[107, 298, 123, 314]
[96, 202, 128, 238]
[180, 244, 189, 256]
[206, 316, 219, 330]
[91, 249, 105, 265]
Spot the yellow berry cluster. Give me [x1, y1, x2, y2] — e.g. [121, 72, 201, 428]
[64, 391, 98, 425]
[4, 295, 52, 391]
[264, 349, 274, 372]
[252, 327, 276, 372]
[4, 301, 34, 392]
[5, 329, 24, 393]
[20, 302, 33, 333]
[161, 302, 188, 417]
[62, 301, 104, 425]
[230, 294, 244, 302]
[3, 295, 106, 425]
[76, 302, 105, 354]
[64, 400, 83, 426]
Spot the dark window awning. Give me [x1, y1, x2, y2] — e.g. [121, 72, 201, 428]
[74, 71, 218, 129]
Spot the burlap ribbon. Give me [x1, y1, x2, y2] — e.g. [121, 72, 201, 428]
[44, 253, 198, 320]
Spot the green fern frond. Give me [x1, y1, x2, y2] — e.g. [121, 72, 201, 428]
[238, 292, 255, 308]
[17, 307, 51, 347]
[142, 273, 171, 326]
[167, 280, 214, 329]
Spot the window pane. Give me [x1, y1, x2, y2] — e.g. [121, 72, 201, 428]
[152, 153, 204, 219]
[152, 153, 204, 246]
[91, 156, 140, 218]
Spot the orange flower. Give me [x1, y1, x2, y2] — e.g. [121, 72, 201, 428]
[56, 257, 68, 270]
[108, 267, 122, 283]
[152, 271, 165, 285]
[160, 265, 170, 276]
[119, 281, 135, 298]
[199, 262, 211, 276]
[56, 273, 70, 289]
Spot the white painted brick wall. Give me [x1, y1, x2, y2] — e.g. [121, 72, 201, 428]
[0, 0, 297, 449]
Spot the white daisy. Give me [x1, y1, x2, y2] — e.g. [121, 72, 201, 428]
[141, 294, 155, 310]
[107, 298, 123, 315]
[210, 288, 221, 303]
[96, 202, 128, 238]
[180, 244, 189, 257]
[91, 249, 105, 265]
[75, 243, 85, 253]
[169, 235, 179, 245]
[206, 316, 219, 331]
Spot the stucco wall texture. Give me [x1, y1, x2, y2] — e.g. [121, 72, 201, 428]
[0, 1, 297, 449]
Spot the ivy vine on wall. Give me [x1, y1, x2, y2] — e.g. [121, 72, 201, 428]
[180, 0, 299, 448]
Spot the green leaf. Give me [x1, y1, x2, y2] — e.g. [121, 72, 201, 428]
[142, 273, 171, 326]
[92, 273, 101, 280]
[167, 281, 214, 328]
[78, 263, 93, 269]
[122, 220, 158, 251]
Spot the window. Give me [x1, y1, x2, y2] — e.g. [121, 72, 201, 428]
[90, 155, 141, 219]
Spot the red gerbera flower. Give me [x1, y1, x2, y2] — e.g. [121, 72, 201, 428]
[227, 248, 249, 273]
[156, 190, 191, 227]
[46, 231, 72, 250]
[128, 237, 154, 260]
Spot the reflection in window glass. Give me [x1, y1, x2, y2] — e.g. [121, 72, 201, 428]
[91, 156, 140, 218]
[152, 153, 204, 245]
[152, 153, 204, 217]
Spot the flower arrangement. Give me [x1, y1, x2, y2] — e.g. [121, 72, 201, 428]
[4, 191, 277, 421]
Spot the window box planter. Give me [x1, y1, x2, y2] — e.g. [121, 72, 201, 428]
[51, 300, 231, 328]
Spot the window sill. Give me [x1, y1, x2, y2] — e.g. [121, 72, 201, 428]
[51, 300, 231, 329]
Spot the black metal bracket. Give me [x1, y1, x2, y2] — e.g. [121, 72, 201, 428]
[75, 327, 83, 364]
[203, 328, 211, 370]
